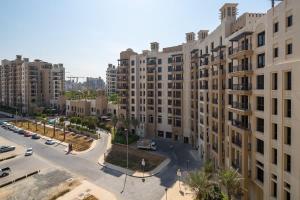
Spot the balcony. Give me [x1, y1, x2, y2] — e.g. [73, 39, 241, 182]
[232, 136, 242, 147]
[200, 85, 208, 90]
[211, 53, 226, 65]
[230, 64, 253, 76]
[229, 102, 251, 114]
[212, 98, 218, 105]
[212, 125, 218, 133]
[231, 120, 251, 131]
[212, 84, 218, 90]
[212, 111, 218, 119]
[229, 84, 252, 95]
[232, 159, 242, 173]
[228, 44, 253, 59]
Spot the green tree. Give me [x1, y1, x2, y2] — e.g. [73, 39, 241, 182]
[186, 170, 215, 200]
[218, 168, 244, 200]
[41, 117, 47, 135]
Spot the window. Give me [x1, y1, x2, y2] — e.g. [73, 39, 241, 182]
[166, 132, 172, 138]
[257, 31, 265, 47]
[158, 107, 162, 113]
[286, 43, 293, 55]
[287, 15, 293, 27]
[284, 127, 291, 145]
[131, 60, 135, 66]
[272, 181, 277, 197]
[157, 67, 162, 73]
[157, 131, 164, 137]
[157, 116, 162, 123]
[257, 75, 264, 89]
[168, 74, 172, 80]
[285, 190, 291, 200]
[256, 138, 264, 155]
[131, 106, 135, 112]
[272, 98, 278, 115]
[272, 73, 278, 90]
[284, 154, 291, 173]
[256, 96, 264, 111]
[274, 47, 279, 58]
[285, 99, 291, 118]
[273, 22, 279, 33]
[257, 53, 265, 68]
[168, 117, 172, 125]
[157, 59, 162, 65]
[272, 148, 278, 165]
[157, 75, 162, 81]
[285, 71, 292, 90]
[272, 123, 278, 140]
[256, 117, 264, 133]
[256, 167, 264, 183]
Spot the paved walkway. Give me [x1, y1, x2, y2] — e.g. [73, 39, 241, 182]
[57, 180, 117, 200]
[160, 180, 194, 200]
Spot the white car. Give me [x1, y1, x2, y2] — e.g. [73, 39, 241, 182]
[25, 148, 33, 156]
[45, 139, 55, 145]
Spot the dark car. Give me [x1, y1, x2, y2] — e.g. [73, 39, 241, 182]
[31, 134, 41, 139]
[0, 146, 16, 153]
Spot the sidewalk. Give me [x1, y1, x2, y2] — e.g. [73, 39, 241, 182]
[160, 180, 194, 200]
[57, 180, 117, 200]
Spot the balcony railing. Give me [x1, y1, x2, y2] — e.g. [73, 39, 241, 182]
[231, 84, 252, 91]
[232, 64, 252, 73]
[229, 43, 252, 55]
[232, 120, 251, 131]
[212, 98, 218, 104]
[232, 136, 242, 147]
[231, 102, 251, 111]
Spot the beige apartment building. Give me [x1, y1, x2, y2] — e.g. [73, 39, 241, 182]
[116, 0, 300, 199]
[0, 55, 65, 114]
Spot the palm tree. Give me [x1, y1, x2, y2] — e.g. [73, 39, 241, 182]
[63, 123, 66, 141]
[42, 118, 47, 135]
[53, 120, 56, 138]
[218, 168, 244, 200]
[112, 115, 118, 130]
[186, 170, 215, 200]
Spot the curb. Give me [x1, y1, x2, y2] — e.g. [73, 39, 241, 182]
[0, 170, 40, 188]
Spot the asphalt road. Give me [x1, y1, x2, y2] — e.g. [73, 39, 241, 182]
[0, 127, 202, 200]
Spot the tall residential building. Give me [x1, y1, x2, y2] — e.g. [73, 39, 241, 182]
[116, 1, 300, 199]
[106, 63, 117, 96]
[0, 55, 65, 113]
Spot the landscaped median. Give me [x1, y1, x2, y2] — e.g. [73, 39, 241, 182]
[100, 143, 170, 177]
[11, 120, 93, 152]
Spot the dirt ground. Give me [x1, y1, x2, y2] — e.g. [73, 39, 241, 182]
[0, 169, 80, 200]
[12, 121, 93, 151]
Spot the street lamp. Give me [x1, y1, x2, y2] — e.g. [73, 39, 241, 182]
[177, 168, 182, 192]
[165, 187, 168, 200]
[141, 158, 145, 182]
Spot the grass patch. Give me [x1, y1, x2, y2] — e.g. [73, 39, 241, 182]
[12, 120, 93, 151]
[105, 144, 165, 172]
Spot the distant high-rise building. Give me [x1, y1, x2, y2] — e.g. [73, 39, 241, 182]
[106, 63, 117, 96]
[86, 77, 105, 90]
[0, 55, 65, 113]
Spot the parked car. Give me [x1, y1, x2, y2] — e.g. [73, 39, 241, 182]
[0, 167, 11, 177]
[45, 139, 55, 145]
[137, 139, 157, 151]
[25, 148, 33, 156]
[17, 128, 25, 134]
[31, 134, 41, 139]
[0, 146, 16, 153]
[23, 131, 33, 137]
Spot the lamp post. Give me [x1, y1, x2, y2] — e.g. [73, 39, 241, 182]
[121, 128, 129, 193]
[165, 187, 168, 200]
[177, 168, 182, 192]
[141, 158, 145, 182]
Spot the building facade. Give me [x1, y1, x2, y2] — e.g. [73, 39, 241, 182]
[86, 77, 105, 90]
[106, 64, 117, 96]
[116, 1, 300, 199]
[0, 55, 65, 113]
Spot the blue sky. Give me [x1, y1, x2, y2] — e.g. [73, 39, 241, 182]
[0, 0, 270, 80]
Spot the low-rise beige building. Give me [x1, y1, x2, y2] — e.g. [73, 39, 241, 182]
[66, 95, 108, 117]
